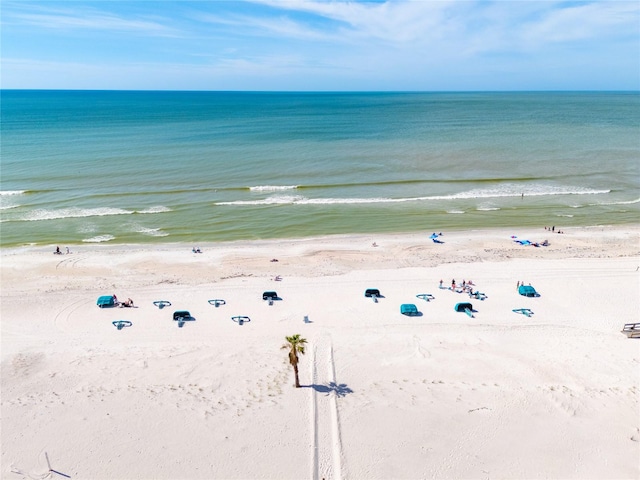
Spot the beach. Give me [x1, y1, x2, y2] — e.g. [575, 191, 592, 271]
[2, 225, 639, 480]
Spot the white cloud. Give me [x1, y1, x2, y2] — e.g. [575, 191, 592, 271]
[519, 2, 640, 46]
[246, 0, 458, 44]
[3, 4, 179, 37]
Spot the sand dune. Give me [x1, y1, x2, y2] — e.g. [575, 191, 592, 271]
[2, 226, 639, 479]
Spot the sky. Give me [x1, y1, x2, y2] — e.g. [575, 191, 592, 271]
[1, 0, 639, 91]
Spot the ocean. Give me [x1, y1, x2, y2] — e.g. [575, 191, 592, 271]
[1, 90, 638, 248]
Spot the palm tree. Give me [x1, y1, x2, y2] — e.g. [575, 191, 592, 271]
[283, 334, 307, 388]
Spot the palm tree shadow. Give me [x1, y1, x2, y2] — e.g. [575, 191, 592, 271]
[302, 382, 354, 397]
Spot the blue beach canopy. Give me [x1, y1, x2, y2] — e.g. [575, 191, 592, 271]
[518, 285, 538, 297]
[97, 295, 116, 308]
[400, 304, 419, 316]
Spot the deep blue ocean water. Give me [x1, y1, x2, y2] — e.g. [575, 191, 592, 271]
[1, 90, 638, 247]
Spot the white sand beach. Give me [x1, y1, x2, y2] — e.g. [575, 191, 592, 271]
[2, 225, 639, 480]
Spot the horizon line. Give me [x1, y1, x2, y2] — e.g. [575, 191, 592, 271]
[2, 88, 639, 94]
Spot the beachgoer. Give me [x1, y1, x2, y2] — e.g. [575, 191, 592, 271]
[54, 246, 61, 254]
[372, 242, 378, 247]
[439, 279, 443, 288]
[517, 281, 520, 289]
[66, 247, 70, 254]
[113, 294, 118, 303]
[451, 279, 456, 290]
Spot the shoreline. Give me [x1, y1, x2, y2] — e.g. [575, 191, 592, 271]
[4, 223, 639, 254]
[2, 223, 639, 479]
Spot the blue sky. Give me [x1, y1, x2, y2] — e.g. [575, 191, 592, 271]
[2, 1, 639, 91]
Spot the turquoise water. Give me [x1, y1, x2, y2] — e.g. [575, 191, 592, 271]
[1, 91, 638, 247]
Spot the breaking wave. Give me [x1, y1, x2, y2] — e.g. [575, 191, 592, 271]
[7, 206, 171, 222]
[82, 234, 115, 243]
[216, 185, 611, 206]
[248, 185, 298, 192]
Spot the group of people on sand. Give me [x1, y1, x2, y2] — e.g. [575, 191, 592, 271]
[113, 294, 135, 308]
[544, 226, 564, 234]
[440, 278, 476, 295]
[53, 246, 70, 255]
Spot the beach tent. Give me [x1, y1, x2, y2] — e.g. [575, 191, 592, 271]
[173, 310, 192, 321]
[518, 285, 538, 297]
[455, 302, 474, 317]
[621, 323, 640, 338]
[97, 295, 116, 308]
[263, 291, 279, 306]
[454, 302, 473, 312]
[400, 304, 419, 316]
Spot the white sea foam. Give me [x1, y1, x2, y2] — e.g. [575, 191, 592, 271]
[134, 226, 169, 237]
[12, 205, 170, 222]
[137, 206, 172, 214]
[557, 214, 574, 218]
[216, 185, 611, 207]
[0, 191, 24, 212]
[439, 184, 610, 200]
[447, 210, 465, 214]
[0, 190, 26, 196]
[82, 234, 115, 243]
[216, 195, 391, 206]
[595, 197, 640, 206]
[20, 207, 132, 222]
[249, 185, 298, 192]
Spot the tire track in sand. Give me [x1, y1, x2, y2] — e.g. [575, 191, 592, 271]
[311, 335, 344, 480]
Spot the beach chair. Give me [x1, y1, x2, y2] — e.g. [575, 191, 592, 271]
[112, 320, 132, 330]
[455, 302, 474, 318]
[512, 308, 533, 317]
[208, 299, 226, 307]
[621, 323, 640, 338]
[232, 316, 251, 326]
[97, 295, 116, 308]
[153, 300, 171, 309]
[400, 304, 419, 316]
[416, 293, 435, 302]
